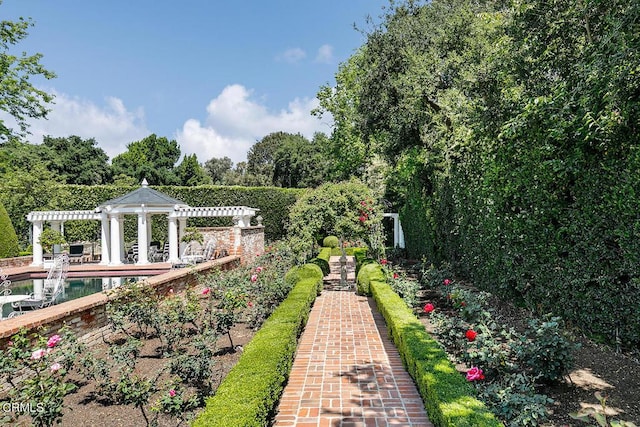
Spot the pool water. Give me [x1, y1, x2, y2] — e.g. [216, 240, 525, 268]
[4, 276, 146, 318]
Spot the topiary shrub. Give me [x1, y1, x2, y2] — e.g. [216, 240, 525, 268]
[0, 203, 19, 258]
[322, 236, 339, 248]
[356, 262, 386, 296]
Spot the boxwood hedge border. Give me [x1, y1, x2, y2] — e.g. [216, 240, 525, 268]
[360, 263, 502, 427]
[192, 263, 323, 427]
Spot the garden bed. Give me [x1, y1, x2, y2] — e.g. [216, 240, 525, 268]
[380, 258, 640, 427]
[59, 323, 254, 427]
[416, 287, 640, 426]
[0, 244, 297, 427]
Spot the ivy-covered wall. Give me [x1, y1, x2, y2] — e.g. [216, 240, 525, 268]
[1, 185, 304, 245]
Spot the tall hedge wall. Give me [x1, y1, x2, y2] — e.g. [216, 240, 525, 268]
[399, 139, 640, 351]
[1, 185, 304, 244]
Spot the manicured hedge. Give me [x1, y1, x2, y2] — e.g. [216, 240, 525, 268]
[192, 263, 323, 427]
[370, 279, 501, 427]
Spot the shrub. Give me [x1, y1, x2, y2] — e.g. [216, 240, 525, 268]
[356, 262, 386, 296]
[0, 203, 19, 258]
[192, 263, 322, 427]
[515, 316, 577, 384]
[322, 235, 339, 248]
[308, 257, 330, 276]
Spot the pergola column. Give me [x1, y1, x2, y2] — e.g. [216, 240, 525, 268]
[178, 218, 187, 256]
[137, 211, 149, 265]
[168, 217, 179, 263]
[109, 215, 123, 265]
[100, 213, 111, 265]
[31, 220, 44, 266]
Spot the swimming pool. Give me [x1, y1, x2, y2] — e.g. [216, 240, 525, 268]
[4, 276, 147, 318]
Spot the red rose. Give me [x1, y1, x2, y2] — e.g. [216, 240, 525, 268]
[465, 329, 477, 341]
[423, 303, 435, 313]
[443, 279, 451, 285]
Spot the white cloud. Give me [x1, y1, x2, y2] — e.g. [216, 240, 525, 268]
[277, 47, 306, 63]
[315, 44, 334, 64]
[0, 90, 150, 161]
[177, 84, 333, 164]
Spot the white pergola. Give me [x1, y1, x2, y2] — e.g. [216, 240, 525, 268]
[28, 180, 258, 267]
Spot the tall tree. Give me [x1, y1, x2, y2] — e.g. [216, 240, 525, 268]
[41, 135, 111, 184]
[246, 132, 286, 185]
[110, 134, 181, 185]
[204, 156, 233, 185]
[272, 132, 329, 188]
[0, 1, 56, 141]
[175, 153, 210, 186]
[315, 49, 370, 180]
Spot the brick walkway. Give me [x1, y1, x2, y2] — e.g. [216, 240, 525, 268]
[273, 291, 432, 427]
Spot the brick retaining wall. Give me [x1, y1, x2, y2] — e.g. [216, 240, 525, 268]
[0, 256, 32, 269]
[0, 256, 240, 347]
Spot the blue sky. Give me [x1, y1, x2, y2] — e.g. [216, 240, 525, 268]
[1, 0, 389, 163]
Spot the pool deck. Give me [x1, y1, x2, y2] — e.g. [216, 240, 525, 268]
[3, 262, 174, 281]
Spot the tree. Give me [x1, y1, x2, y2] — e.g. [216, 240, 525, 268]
[0, 164, 69, 245]
[272, 132, 329, 188]
[0, 1, 56, 141]
[246, 132, 287, 186]
[204, 156, 233, 185]
[110, 134, 180, 185]
[287, 179, 385, 263]
[41, 135, 111, 184]
[0, 202, 19, 257]
[315, 49, 370, 180]
[0, 139, 47, 178]
[175, 154, 210, 186]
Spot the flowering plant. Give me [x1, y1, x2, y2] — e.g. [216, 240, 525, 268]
[466, 366, 485, 381]
[465, 329, 477, 342]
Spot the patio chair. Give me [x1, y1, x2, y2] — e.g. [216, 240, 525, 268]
[180, 241, 204, 265]
[127, 243, 139, 263]
[202, 239, 216, 262]
[161, 242, 170, 262]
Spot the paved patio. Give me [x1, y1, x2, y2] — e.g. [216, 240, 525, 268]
[274, 290, 432, 427]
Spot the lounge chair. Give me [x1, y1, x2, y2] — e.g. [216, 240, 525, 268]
[180, 241, 204, 265]
[201, 239, 216, 262]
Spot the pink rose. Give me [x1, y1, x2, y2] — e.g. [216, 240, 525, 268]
[31, 349, 47, 360]
[47, 334, 62, 348]
[248, 301, 253, 308]
[169, 389, 176, 397]
[466, 366, 485, 381]
[380, 259, 388, 265]
[443, 279, 451, 285]
[393, 273, 399, 279]
[255, 266, 263, 273]
[250, 274, 258, 282]
[201, 287, 210, 295]
[50, 362, 62, 372]
[423, 303, 435, 313]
